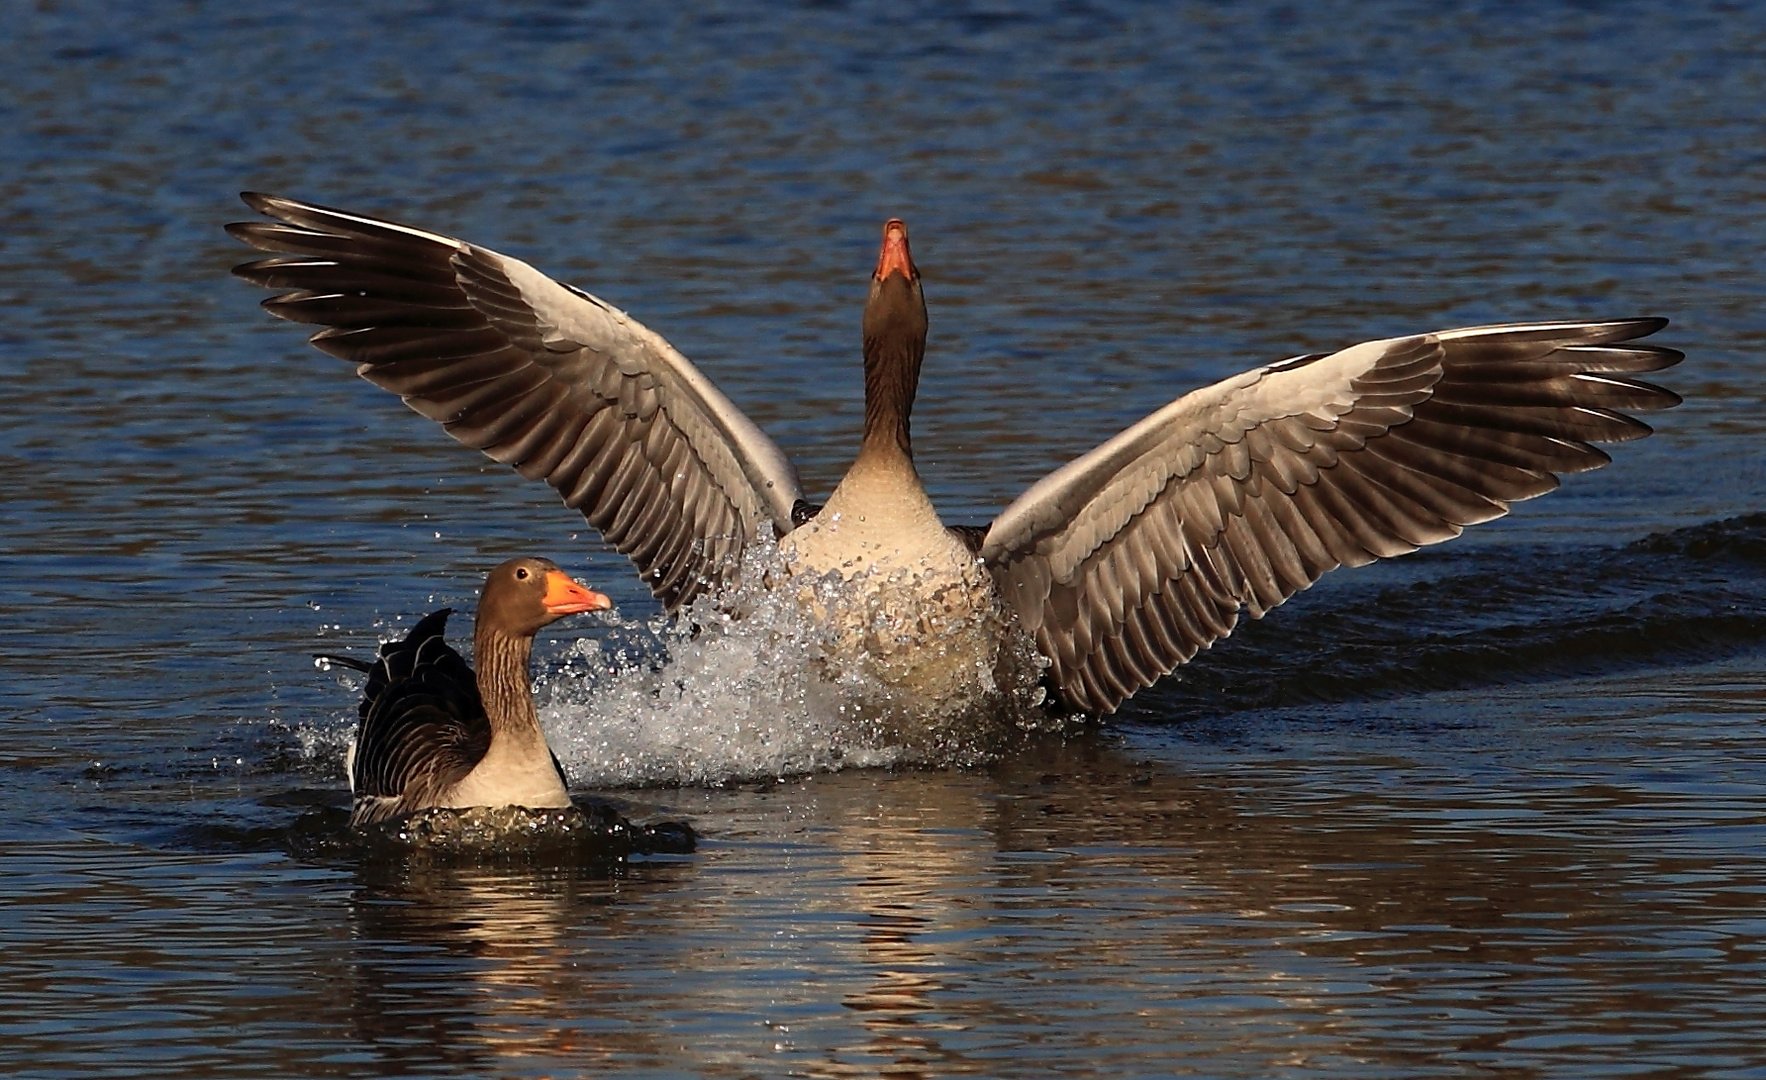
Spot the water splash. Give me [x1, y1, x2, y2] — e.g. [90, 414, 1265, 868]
[304, 516, 1766, 785]
[538, 539, 1058, 787]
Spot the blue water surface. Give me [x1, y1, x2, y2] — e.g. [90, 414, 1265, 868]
[2, 2, 1764, 1076]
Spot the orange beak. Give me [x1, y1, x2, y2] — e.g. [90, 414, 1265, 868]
[873, 218, 916, 282]
[541, 570, 613, 615]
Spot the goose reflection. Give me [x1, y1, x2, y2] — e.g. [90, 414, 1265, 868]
[675, 728, 1737, 1075]
[341, 859, 690, 1074]
[780, 774, 996, 1078]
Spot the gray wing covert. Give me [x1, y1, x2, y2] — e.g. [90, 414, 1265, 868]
[982, 320, 1681, 714]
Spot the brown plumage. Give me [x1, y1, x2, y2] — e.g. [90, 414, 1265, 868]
[980, 322, 1682, 710]
[237, 195, 1681, 718]
[325, 557, 611, 826]
[228, 196, 799, 611]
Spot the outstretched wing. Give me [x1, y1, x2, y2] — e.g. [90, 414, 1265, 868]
[346, 609, 491, 826]
[229, 193, 804, 610]
[982, 319, 1682, 714]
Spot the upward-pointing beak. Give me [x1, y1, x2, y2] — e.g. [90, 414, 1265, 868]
[541, 570, 614, 615]
[873, 218, 916, 282]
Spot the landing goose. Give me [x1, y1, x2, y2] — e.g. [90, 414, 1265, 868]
[320, 556, 611, 825]
[235, 194, 1681, 715]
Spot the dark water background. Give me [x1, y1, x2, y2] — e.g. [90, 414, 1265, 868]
[4, 1, 1765, 1076]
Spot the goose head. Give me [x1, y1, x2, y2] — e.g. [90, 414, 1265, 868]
[477, 556, 612, 639]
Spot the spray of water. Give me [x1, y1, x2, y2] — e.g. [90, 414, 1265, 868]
[535, 538, 1061, 787]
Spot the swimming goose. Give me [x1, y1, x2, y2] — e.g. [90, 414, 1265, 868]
[234, 194, 1681, 715]
[321, 557, 612, 826]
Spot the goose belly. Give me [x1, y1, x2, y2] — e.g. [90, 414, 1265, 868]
[441, 753, 570, 811]
[783, 502, 1007, 717]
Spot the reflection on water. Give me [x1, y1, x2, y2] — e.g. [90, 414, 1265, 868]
[343, 864, 676, 1075]
[606, 711, 1765, 1077]
[0, 673, 1762, 1076]
[824, 782, 991, 1078]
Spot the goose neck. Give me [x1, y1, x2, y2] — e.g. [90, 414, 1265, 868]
[473, 625, 542, 740]
[861, 338, 922, 464]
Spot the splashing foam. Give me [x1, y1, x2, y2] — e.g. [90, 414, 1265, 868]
[537, 539, 1059, 787]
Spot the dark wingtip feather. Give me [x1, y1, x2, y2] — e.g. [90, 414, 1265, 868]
[1578, 316, 1670, 342]
[240, 190, 337, 224]
[1604, 315, 1669, 339]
